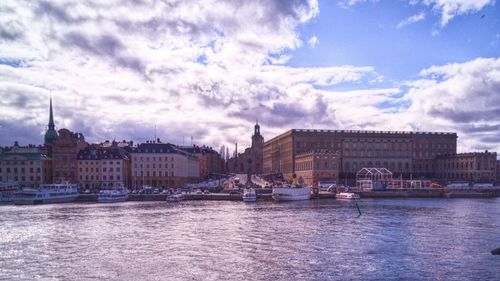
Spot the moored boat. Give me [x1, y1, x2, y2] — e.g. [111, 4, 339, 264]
[97, 186, 129, 203]
[166, 193, 185, 202]
[13, 183, 79, 205]
[335, 192, 360, 200]
[0, 181, 19, 204]
[272, 174, 310, 202]
[243, 188, 256, 202]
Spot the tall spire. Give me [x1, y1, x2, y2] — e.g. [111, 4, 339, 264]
[48, 96, 55, 130]
[44, 95, 58, 144]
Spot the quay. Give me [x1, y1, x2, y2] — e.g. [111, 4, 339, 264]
[74, 188, 500, 203]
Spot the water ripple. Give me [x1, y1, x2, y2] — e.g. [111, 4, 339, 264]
[1, 199, 500, 280]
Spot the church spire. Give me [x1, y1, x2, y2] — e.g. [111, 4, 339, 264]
[48, 96, 55, 130]
[44, 95, 58, 144]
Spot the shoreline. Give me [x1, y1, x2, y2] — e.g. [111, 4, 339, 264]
[72, 188, 500, 203]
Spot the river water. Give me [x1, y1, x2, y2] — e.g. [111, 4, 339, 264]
[1, 198, 500, 280]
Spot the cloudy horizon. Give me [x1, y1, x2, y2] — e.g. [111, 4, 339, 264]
[1, 0, 499, 156]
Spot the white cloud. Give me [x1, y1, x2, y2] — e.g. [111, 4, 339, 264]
[0, 0, 499, 156]
[397, 12, 426, 28]
[422, 0, 494, 26]
[1, 0, 387, 148]
[307, 36, 319, 48]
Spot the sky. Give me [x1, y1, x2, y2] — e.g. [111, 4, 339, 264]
[0, 0, 499, 155]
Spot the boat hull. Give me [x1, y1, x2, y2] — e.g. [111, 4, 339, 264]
[166, 194, 185, 202]
[13, 195, 79, 205]
[272, 188, 310, 201]
[335, 192, 360, 200]
[243, 196, 256, 202]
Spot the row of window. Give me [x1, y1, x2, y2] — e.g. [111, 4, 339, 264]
[0, 176, 41, 182]
[80, 175, 121, 181]
[132, 156, 175, 162]
[0, 167, 42, 173]
[134, 171, 174, 177]
[295, 161, 338, 171]
[79, 167, 121, 173]
[134, 163, 174, 169]
[1, 161, 40, 165]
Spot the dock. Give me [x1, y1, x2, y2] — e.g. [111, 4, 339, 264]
[74, 188, 500, 203]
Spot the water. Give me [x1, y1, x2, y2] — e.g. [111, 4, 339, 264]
[1, 198, 500, 280]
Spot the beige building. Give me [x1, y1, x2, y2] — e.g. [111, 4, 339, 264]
[131, 141, 200, 188]
[294, 150, 340, 186]
[77, 145, 131, 190]
[0, 142, 51, 186]
[264, 129, 457, 182]
[435, 151, 497, 183]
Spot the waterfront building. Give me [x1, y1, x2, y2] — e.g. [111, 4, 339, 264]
[435, 151, 497, 183]
[77, 144, 131, 190]
[294, 150, 340, 186]
[130, 140, 200, 188]
[0, 142, 51, 186]
[227, 122, 264, 175]
[51, 129, 88, 183]
[179, 145, 225, 179]
[264, 129, 457, 182]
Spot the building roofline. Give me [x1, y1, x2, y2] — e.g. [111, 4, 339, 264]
[265, 128, 458, 145]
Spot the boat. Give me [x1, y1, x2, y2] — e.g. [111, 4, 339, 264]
[13, 183, 79, 205]
[446, 181, 470, 189]
[0, 181, 19, 204]
[336, 192, 360, 200]
[272, 185, 311, 201]
[166, 193, 185, 202]
[97, 186, 129, 203]
[242, 188, 256, 202]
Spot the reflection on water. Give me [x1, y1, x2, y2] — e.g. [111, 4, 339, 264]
[1, 199, 500, 280]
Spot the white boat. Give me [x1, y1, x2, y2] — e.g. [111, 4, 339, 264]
[166, 193, 185, 202]
[446, 181, 470, 189]
[272, 185, 310, 201]
[0, 181, 19, 204]
[243, 188, 256, 202]
[13, 183, 79, 205]
[97, 186, 129, 203]
[336, 192, 360, 200]
[473, 182, 494, 189]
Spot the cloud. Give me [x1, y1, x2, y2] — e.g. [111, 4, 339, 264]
[403, 57, 500, 151]
[0, 0, 499, 156]
[307, 36, 319, 47]
[421, 0, 494, 26]
[397, 12, 426, 28]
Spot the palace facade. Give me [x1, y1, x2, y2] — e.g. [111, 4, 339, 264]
[264, 129, 457, 182]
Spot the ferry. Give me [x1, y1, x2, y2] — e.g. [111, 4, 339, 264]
[13, 183, 79, 205]
[97, 186, 129, 203]
[0, 181, 19, 204]
[336, 192, 360, 200]
[242, 188, 257, 202]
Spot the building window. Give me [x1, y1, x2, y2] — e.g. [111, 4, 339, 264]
[171, 171, 174, 177]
